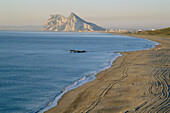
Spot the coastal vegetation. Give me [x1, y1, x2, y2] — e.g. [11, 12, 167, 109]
[132, 27, 170, 36]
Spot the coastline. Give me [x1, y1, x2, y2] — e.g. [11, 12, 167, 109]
[45, 34, 170, 113]
[39, 52, 122, 113]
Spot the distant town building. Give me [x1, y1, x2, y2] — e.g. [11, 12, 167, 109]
[110, 29, 114, 32]
[137, 29, 143, 33]
[105, 29, 108, 32]
[118, 29, 128, 33]
[138, 29, 142, 32]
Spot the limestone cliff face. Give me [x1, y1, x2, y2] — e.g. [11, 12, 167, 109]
[42, 13, 105, 32]
[42, 14, 67, 31]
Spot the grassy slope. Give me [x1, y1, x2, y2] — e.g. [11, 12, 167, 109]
[138, 27, 170, 35]
[121, 27, 170, 36]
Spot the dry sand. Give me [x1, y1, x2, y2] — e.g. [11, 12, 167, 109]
[46, 34, 170, 113]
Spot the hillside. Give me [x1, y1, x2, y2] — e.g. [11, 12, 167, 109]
[137, 27, 170, 35]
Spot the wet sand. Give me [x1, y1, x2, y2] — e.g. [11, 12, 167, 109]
[46, 34, 170, 113]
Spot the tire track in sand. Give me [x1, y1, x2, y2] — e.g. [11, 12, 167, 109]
[135, 66, 169, 113]
[81, 65, 129, 113]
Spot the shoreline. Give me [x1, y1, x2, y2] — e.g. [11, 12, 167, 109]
[39, 52, 122, 113]
[38, 34, 155, 113]
[45, 34, 169, 113]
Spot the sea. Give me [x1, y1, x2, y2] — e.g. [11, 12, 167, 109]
[0, 31, 158, 113]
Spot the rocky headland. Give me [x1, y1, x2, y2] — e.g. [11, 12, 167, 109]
[42, 12, 106, 32]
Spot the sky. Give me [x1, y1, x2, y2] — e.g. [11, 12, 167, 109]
[0, 0, 170, 29]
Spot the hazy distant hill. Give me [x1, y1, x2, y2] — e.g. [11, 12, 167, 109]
[0, 25, 43, 31]
[42, 12, 106, 32]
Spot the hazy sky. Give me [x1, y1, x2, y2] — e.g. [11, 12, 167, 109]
[0, 0, 170, 29]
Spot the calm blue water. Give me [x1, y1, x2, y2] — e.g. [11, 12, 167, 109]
[0, 31, 157, 113]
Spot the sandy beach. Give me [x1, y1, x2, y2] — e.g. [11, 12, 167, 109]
[46, 34, 170, 113]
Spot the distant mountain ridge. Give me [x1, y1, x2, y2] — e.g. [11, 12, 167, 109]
[42, 12, 106, 32]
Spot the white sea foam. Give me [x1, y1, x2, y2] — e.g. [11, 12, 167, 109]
[37, 53, 121, 113]
[37, 37, 159, 113]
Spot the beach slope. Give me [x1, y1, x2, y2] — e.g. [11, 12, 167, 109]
[46, 34, 170, 113]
